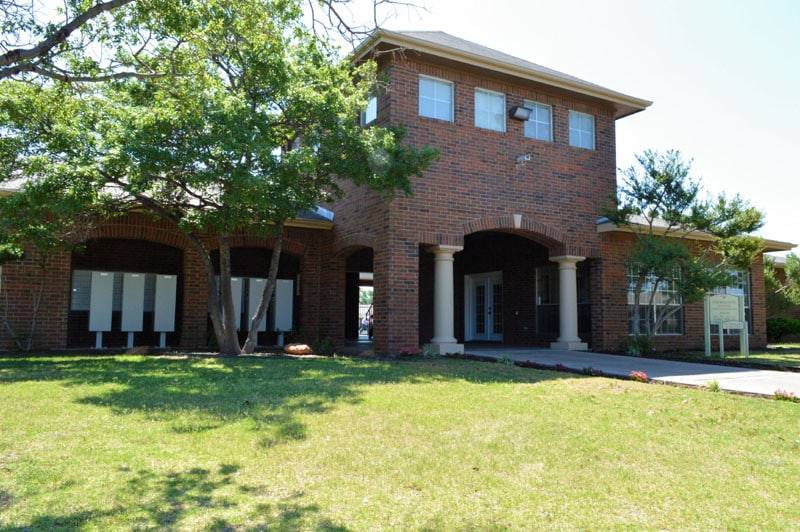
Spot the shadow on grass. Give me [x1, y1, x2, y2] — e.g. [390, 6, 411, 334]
[1, 509, 120, 531]
[0, 355, 564, 448]
[124, 464, 352, 530]
[0, 356, 569, 529]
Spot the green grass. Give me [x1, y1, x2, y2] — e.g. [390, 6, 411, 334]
[661, 345, 800, 369]
[1, 355, 799, 530]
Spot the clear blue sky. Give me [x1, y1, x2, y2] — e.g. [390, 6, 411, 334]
[361, 0, 800, 254]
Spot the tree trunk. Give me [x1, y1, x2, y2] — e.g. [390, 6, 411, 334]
[243, 225, 284, 354]
[217, 235, 242, 355]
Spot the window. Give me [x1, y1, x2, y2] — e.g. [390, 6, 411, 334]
[360, 95, 377, 125]
[712, 270, 752, 334]
[474, 88, 505, 132]
[419, 76, 453, 121]
[627, 268, 684, 335]
[523, 101, 552, 141]
[569, 110, 594, 149]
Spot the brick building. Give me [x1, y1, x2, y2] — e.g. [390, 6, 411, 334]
[0, 30, 792, 354]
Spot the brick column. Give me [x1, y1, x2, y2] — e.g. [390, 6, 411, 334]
[550, 255, 588, 351]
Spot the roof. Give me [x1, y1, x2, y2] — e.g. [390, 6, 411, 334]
[596, 216, 796, 253]
[353, 29, 652, 119]
[0, 177, 334, 230]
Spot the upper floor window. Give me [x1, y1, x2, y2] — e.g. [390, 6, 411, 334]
[474, 88, 505, 132]
[360, 95, 377, 126]
[569, 110, 595, 149]
[523, 101, 552, 142]
[419, 76, 453, 122]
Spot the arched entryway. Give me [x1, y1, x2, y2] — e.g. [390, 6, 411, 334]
[208, 246, 301, 347]
[419, 228, 593, 350]
[68, 238, 184, 348]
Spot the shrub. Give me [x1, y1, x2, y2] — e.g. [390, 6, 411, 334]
[498, 354, 514, 365]
[774, 389, 798, 403]
[421, 345, 437, 357]
[766, 317, 800, 343]
[629, 370, 648, 382]
[707, 380, 721, 393]
[620, 335, 653, 356]
[311, 337, 337, 356]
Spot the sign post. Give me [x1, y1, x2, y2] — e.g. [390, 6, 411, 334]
[704, 293, 748, 358]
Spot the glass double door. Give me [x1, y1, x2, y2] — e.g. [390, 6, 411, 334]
[465, 272, 503, 342]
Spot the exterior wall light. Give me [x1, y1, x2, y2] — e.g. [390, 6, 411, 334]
[509, 105, 533, 120]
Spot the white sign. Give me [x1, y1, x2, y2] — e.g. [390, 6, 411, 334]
[708, 294, 741, 324]
[704, 293, 748, 358]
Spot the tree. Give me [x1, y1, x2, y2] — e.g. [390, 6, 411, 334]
[603, 150, 765, 343]
[0, 0, 419, 82]
[0, 0, 437, 354]
[765, 253, 800, 317]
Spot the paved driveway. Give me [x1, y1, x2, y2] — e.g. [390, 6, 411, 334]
[465, 346, 800, 397]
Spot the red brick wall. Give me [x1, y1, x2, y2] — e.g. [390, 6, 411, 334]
[330, 51, 618, 353]
[0, 247, 71, 350]
[597, 231, 769, 352]
[0, 213, 328, 351]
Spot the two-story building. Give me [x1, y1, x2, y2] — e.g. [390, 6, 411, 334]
[0, 30, 791, 354]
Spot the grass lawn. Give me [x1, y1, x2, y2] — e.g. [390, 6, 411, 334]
[1, 355, 799, 530]
[658, 344, 800, 370]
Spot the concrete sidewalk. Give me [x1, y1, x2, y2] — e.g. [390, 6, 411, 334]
[466, 346, 800, 398]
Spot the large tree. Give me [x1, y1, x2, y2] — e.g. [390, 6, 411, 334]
[604, 150, 764, 344]
[0, 0, 436, 354]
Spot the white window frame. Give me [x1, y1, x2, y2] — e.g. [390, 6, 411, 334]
[474, 88, 506, 132]
[569, 110, 595, 150]
[627, 267, 684, 336]
[523, 101, 552, 142]
[360, 95, 377, 126]
[711, 270, 752, 335]
[419, 75, 453, 122]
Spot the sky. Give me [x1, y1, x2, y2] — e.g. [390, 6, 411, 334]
[352, 0, 800, 255]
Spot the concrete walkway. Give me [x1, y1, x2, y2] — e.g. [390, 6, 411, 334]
[466, 346, 800, 398]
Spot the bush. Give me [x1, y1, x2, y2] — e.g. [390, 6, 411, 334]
[620, 335, 653, 356]
[766, 317, 800, 343]
[311, 337, 337, 356]
[629, 370, 648, 382]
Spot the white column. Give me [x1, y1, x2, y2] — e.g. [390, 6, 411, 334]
[428, 245, 464, 355]
[550, 255, 588, 351]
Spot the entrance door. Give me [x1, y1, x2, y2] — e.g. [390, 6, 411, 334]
[465, 272, 503, 342]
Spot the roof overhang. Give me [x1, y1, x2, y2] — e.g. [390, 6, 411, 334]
[0, 183, 334, 230]
[597, 217, 796, 253]
[353, 29, 652, 120]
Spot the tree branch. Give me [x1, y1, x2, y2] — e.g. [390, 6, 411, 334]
[0, 0, 135, 70]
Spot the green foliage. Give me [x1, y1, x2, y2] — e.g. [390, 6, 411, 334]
[604, 150, 764, 341]
[311, 336, 337, 356]
[773, 389, 798, 402]
[0, 0, 437, 355]
[498, 354, 514, 365]
[421, 344, 437, 357]
[707, 379, 721, 393]
[765, 254, 800, 317]
[359, 287, 373, 305]
[620, 335, 653, 356]
[766, 317, 800, 343]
